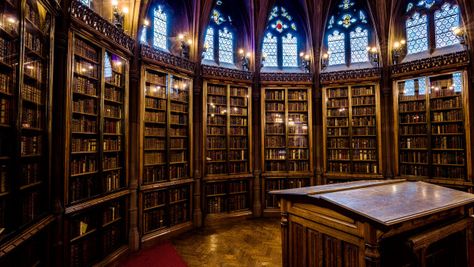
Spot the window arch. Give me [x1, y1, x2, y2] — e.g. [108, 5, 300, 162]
[202, 2, 235, 65]
[261, 6, 300, 69]
[404, 0, 461, 56]
[153, 5, 168, 50]
[325, 0, 374, 67]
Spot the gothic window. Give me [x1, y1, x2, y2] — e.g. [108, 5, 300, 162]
[153, 5, 167, 50]
[262, 6, 300, 69]
[262, 33, 278, 67]
[404, 0, 463, 57]
[203, 28, 215, 61]
[350, 27, 368, 63]
[80, 0, 90, 7]
[219, 28, 234, 64]
[435, 3, 460, 48]
[328, 31, 345, 65]
[203, 1, 235, 65]
[104, 53, 112, 79]
[406, 12, 428, 54]
[325, 0, 373, 67]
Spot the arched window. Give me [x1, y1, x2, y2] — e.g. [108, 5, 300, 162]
[406, 12, 428, 54]
[404, 0, 462, 56]
[203, 2, 235, 65]
[261, 6, 300, 69]
[153, 5, 168, 50]
[325, 0, 373, 67]
[435, 3, 460, 48]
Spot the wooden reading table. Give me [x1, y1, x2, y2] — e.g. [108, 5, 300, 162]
[271, 179, 474, 267]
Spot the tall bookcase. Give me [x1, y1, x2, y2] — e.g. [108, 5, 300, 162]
[261, 86, 313, 215]
[0, 0, 56, 261]
[393, 71, 471, 187]
[322, 84, 383, 182]
[138, 66, 193, 244]
[203, 81, 253, 222]
[62, 32, 130, 266]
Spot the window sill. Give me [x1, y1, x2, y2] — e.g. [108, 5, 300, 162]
[322, 62, 374, 73]
[402, 44, 464, 63]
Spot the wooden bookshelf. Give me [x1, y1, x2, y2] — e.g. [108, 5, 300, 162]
[322, 84, 383, 181]
[261, 86, 313, 215]
[202, 81, 253, 221]
[0, 0, 56, 255]
[138, 66, 193, 244]
[63, 32, 130, 265]
[393, 72, 471, 187]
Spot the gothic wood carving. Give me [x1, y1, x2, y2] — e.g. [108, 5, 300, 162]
[70, 1, 135, 53]
[201, 65, 253, 82]
[320, 68, 382, 85]
[260, 72, 313, 84]
[140, 44, 196, 75]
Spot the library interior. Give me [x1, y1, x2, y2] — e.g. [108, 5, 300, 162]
[1, 0, 474, 266]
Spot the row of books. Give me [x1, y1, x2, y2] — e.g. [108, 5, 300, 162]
[288, 91, 307, 101]
[230, 98, 247, 107]
[145, 98, 166, 110]
[105, 73, 122, 87]
[431, 97, 461, 110]
[265, 90, 285, 101]
[170, 114, 187, 125]
[230, 87, 248, 97]
[207, 85, 226, 95]
[24, 30, 42, 54]
[104, 104, 121, 118]
[21, 190, 41, 225]
[104, 120, 121, 134]
[73, 98, 96, 114]
[72, 138, 97, 152]
[352, 107, 375, 116]
[399, 101, 425, 112]
[74, 60, 98, 79]
[144, 110, 165, 123]
[0, 73, 11, 93]
[74, 38, 99, 62]
[145, 86, 166, 98]
[0, 164, 7, 193]
[264, 161, 310, 172]
[327, 88, 348, 98]
[103, 155, 120, 170]
[105, 87, 122, 102]
[432, 110, 463, 122]
[147, 72, 166, 85]
[74, 76, 98, 96]
[352, 87, 374, 96]
[104, 137, 121, 151]
[21, 162, 40, 186]
[24, 58, 43, 82]
[208, 95, 226, 105]
[104, 171, 121, 192]
[169, 151, 186, 162]
[21, 107, 43, 128]
[144, 191, 165, 208]
[352, 96, 375, 105]
[20, 135, 41, 156]
[72, 118, 97, 133]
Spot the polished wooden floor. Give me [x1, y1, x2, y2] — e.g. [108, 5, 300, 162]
[172, 218, 282, 267]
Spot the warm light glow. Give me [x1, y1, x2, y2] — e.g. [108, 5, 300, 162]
[393, 42, 400, 49]
[371, 47, 377, 53]
[304, 54, 310, 60]
[144, 19, 150, 27]
[178, 34, 184, 40]
[239, 49, 245, 55]
[322, 53, 329, 59]
[302, 125, 308, 130]
[114, 60, 122, 66]
[366, 46, 371, 52]
[246, 52, 251, 58]
[204, 43, 209, 49]
[88, 65, 94, 69]
[6, 16, 16, 24]
[262, 53, 267, 59]
[111, 0, 118, 6]
[122, 7, 129, 14]
[452, 27, 463, 36]
[400, 40, 406, 45]
[26, 65, 34, 70]
[187, 39, 193, 45]
[299, 52, 305, 57]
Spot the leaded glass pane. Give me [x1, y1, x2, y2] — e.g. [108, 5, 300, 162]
[104, 53, 112, 79]
[140, 27, 147, 44]
[350, 27, 368, 63]
[218, 28, 234, 64]
[403, 80, 415, 96]
[418, 77, 427, 95]
[262, 33, 278, 67]
[282, 33, 298, 67]
[406, 12, 428, 55]
[203, 27, 215, 61]
[435, 3, 460, 48]
[153, 6, 167, 50]
[328, 31, 345, 66]
[80, 0, 90, 7]
[453, 72, 463, 93]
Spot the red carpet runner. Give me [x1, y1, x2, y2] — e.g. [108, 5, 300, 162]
[119, 242, 187, 267]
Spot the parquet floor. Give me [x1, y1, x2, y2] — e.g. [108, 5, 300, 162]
[172, 218, 282, 267]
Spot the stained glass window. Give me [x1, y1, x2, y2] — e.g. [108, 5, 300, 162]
[262, 6, 300, 69]
[328, 31, 345, 66]
[406, 12, 428, 54]
[403, 79, 415, 96]
[153, 6, 167, 50]
[203, 27, 215, 61]
[140, 27, 147, 44]
[282, 34, 298, 67]
[80, 0, 91, 7]
[218, 28, 233, 64]
[350, 27, 368, 63]
[104, 53, 112, 79]
[262, 33, 278, 67]
[453, 72, 463, 93]
[325, 0, 373, 67]
[435, 3, 460, 48]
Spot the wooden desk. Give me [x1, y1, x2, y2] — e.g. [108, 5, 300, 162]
[271, 180, 474, 267]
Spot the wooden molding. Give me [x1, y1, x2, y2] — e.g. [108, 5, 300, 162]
[201, 65, 253, 82]
[260, 72, 313, 84]
[391, 51, 470, 78]
[320, 68, 382, 85]
[140, 44, 196, 75]
[70, 1, 135, 54]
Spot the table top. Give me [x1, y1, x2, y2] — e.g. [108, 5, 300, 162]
[271, 180, 474, 226]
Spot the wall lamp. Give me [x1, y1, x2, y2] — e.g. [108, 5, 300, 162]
[201, 43, 209, 59]
[366, 46, 379, 67]
[261, 53, 267, 69]
[299, 52, 311, 73]
[452, 27, 467, 47]
[238, 49, 251, 71]
[112, 0, 128, 30]
[178, 33, 193, 59]
[321, 52, 329, 71]
[392, 39, 406, 64]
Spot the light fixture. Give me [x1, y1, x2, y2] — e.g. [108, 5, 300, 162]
[321, 52, 330, 71]
[452, 27, 467, 46]
[202, 43, 209, 59]
[366, 46, 379, 67]
[178, 33, 192, 59]
[261, 53, 267, 69]
[392, 39, 406, 64]
[238, 49, 250, 71]
[300, 52, 311, 73]
[112, 1, 125, 30]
